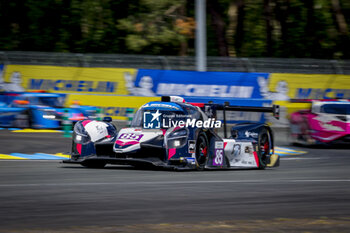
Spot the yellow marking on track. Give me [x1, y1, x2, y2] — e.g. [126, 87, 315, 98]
[275, 151, 307, 156]
[12, 129, 61, 133]
[267, 153, 279, 167]
[275, 151, 299, 155]
[0, 154, 27, 160]
[275, 147, 306, 154]
[54, 153, 70, 159]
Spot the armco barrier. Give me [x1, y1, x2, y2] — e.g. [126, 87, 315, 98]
[1, 51, 349, 74]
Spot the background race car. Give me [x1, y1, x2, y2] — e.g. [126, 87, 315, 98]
[0, 92, 100, 128]
[289, 99, 350, 145]
[64, 96, 280, 170]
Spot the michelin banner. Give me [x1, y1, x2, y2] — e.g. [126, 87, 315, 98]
[266, 73, 350, 100]
[3, 65, 350, 100]
[3, 64, 350, 125]
[128, 69, 268, 98]
[2, 65, 136, 94]
[127, 70, 350, 100]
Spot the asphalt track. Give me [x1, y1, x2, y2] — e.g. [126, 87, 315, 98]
[0, 130, 350, 232]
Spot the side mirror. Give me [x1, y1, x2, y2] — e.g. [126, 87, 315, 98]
[103, 116, 112, 123]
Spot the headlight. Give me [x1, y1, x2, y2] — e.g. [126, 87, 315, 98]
[43, 114, 56, 119]
[73, 132, 91, 145]
[76, 135, 82, 141]
[167, 128, 188, 148]
[40, 109, 58, 120]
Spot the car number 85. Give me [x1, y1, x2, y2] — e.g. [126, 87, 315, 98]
[118, 133, 143, 141]
[215, 149, 223, 165]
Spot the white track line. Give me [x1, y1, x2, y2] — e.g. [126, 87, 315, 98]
[0, 179, 350, 187]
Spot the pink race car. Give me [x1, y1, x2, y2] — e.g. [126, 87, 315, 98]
[290, 100, 350, 145]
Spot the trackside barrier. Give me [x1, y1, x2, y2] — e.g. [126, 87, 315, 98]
[5, 62, 348, 128]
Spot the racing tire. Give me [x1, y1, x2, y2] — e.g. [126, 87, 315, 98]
[195, 133, 209, 170]
[82, 161, 106, 168]
[257, 128, 272, 169]
[13, 110, 32, 128]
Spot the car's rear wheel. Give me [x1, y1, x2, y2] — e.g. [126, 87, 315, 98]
[195, 133, 208, 170]
[13, 110, 32, 128]
[257, 128, 272, 169]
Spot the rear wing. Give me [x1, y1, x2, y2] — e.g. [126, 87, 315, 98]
[191, 102, 280, 138]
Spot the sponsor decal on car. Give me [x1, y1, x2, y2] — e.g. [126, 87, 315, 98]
[245, 131, 258, 138]
[188, 140, 196, 153]
[213, 141, 224, 166]
[185, 157, 196, 165]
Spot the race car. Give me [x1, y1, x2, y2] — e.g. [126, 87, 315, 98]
[0, 92, 100, 128]
[63, 96, 280, 170]
[289, 99, 350, 145]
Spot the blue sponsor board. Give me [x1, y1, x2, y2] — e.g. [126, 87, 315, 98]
[131, 69, 268, 99]
[128, 69, 271, 123]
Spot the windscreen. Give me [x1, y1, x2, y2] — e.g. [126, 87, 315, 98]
[37, 97, 64, 108]
[24, 96, 64, 108]
[320, 104, 350, 115]
[131, 107, 200, 128]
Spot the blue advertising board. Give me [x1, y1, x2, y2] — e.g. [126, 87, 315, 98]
[127, 69, 269, 99]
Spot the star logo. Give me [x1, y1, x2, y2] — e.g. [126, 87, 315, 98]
[143, 110, 162, 129]
[151, 110, 161, 122]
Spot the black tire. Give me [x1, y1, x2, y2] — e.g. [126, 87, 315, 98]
[195, 133, 209, 170]
[257, 128, 272, 169]
[13, 110, 31, 128]
[82, 161, 106, 168]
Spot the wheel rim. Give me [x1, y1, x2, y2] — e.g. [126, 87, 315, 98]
[260, 133, 270, 163]
[197, 136, 207, 166]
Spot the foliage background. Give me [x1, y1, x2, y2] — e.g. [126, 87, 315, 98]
[0, 0, 349, 59]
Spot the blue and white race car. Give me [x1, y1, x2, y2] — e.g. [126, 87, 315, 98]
[0, 92, 100, 128]
[63, 96, 280, 170]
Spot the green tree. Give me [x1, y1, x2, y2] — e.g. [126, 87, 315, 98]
[0, 0, 349, 59]
[117, 0, 194, 55]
